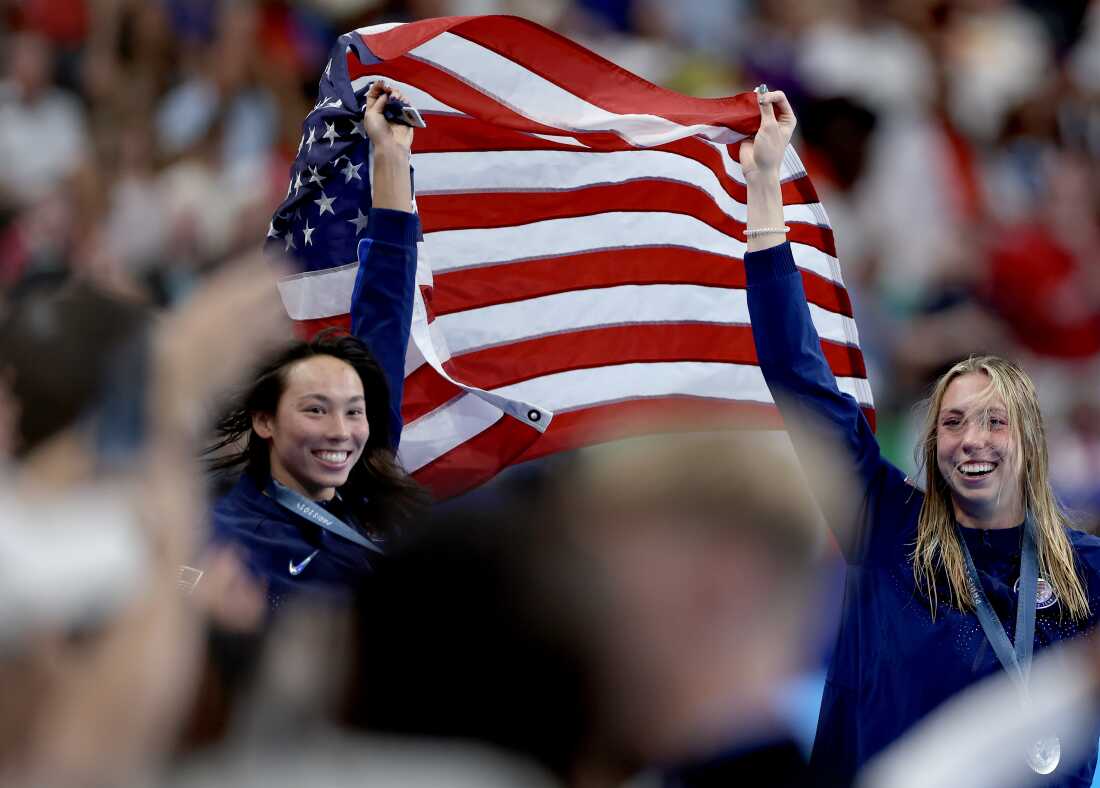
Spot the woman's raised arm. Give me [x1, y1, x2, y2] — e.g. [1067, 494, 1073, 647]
[743, 90, 912, 563]
[348, 81, 420, 451]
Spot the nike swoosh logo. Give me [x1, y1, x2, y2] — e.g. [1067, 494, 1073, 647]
[289, 549, 320, 576]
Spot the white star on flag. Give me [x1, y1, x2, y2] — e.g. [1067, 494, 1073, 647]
[303, 221, 315, 246]
[323, 121, 339, 146]
[308, 165, 326, 186]
[347, 208, 369, 235]
[314, 191, 336, 216]
[341, 159, 363, 183]
[304, 126, 317, 152]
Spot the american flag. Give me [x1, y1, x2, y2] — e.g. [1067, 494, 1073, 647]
[270, 15, 874, 500]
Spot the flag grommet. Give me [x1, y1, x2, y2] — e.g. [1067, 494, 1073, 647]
[527, 409, 541, 422]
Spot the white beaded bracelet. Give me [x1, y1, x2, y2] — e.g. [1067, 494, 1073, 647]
[745, 227, 790, 238]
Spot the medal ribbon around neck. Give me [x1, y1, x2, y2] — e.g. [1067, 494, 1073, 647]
[266, 479, 384, 555]
[956, 512, 1059, 774]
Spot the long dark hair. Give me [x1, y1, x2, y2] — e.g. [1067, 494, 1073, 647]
[206, 330, 429, 536]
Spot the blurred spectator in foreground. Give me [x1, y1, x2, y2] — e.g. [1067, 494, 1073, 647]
[561, 431, 846, 788]
[340, 429, 849, 788]
[0, 253, 286, 786]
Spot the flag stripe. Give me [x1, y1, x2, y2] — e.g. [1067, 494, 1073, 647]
[411, 396, 879, 489]
[357, 17, 760, 140]
[428, 284, 860, 358]
[512, 397, 786, 464]
[409, 114, 815, 194]
[428, 250, 852, 318]
[441, 325, 867, 393]
[415, 183, 832, 255]
[421, 213, 842, 283]
[408, 410, 547, 500]
[398, 328, 864, 427]
[488, 362, 872, 414]
[398, 360, 873, 474]
[281, 235, 846, 322]
[438, 17, 761, 129]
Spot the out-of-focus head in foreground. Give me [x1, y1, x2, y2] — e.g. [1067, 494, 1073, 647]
[560, 430, 831, 769]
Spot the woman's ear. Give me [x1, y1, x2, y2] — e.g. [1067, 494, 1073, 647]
[252, 411, 274, 439]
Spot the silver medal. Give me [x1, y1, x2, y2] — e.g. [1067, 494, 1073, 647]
[1026, 734, 1061, 775]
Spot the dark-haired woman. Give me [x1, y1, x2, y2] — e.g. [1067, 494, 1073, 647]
[208, 82, 428, 608]
[742, 90, 1100, 785]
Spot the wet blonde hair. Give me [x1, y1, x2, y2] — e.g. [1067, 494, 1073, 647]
[912, 355, 1089, 620]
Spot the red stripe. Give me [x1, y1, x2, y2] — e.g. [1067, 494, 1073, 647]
[450, 18, 760, 129]
[548, 401, 876, 472]
[292, 316, 868, 429]
[357, 16, 475, 61]
[411, 411, 541, 500]
[430, 249, 851, 317]
[357, 16, 761, 133]
[413, 114, 592, 152]
[401, 364, 463, 424]
[441, 326, 866, 391]
[513, 398, 786, 466]
[399, 326, 867, 425]
[296, 315, 351, 339]
[412, 395, 877, 500]
[418, 183, 836, 258]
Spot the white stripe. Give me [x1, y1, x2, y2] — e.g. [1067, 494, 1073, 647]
[399, 362, 873, 471]
[837, 375, 875, 408]
[425, 212, 842, 284]
[349, 76, 465, 116]
[434, 284, 858, 355]
[277, 260, 357, 320]
[483, 362, 872, 414]
[405, 32, 746, 147]
[491, 361, 774, 411]
[809, 302, 863, 350]
[412, 148, 828, 227]
[783, 146, 834, 237]
[708, 140, 806, 185]
[280, 245, 850, 326]
[355, 22, 405, 35]
[528, 133, 589, 147]
[398, 392, 503, 472]
[405, 249, 552, 430]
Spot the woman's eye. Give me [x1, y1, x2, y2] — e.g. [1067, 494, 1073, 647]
[305, 406, 324, 414]
[348, 409, 365, 418]
[942, 419, 961, 428]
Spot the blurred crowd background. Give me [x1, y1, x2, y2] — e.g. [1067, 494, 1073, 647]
[2, 0, 1099, 526]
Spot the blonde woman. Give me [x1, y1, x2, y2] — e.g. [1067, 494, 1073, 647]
[742, 89, 1100, 787]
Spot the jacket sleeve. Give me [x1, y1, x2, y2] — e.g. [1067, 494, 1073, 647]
[350, 208, 420, 451]
[745, 242, 917, 564]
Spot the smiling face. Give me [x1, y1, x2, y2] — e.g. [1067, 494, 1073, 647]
[253, 355, 369, 501]
[934, 371, 1024, 528]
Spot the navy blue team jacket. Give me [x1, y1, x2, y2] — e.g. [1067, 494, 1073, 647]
[211, 208, 418, 607]
[745, 242, 1100, 786]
